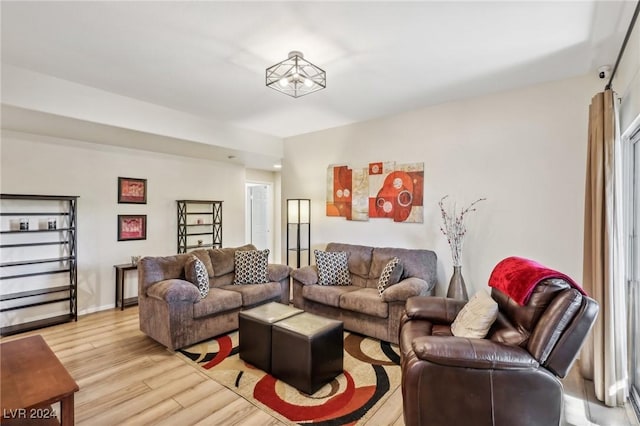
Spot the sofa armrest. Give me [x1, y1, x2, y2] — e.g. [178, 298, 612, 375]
[404, 296, 467, 324]
[291, 265, 318, 285]
[411, 335, 539, 370]
[268, 264, 292, 282]
[382, 277, 433, 302]
[146, 279, 200, 303]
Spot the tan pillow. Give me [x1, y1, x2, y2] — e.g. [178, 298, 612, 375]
[451, 290, 498, 339]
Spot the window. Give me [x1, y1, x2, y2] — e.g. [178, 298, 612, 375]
[627, 124, 639, 418]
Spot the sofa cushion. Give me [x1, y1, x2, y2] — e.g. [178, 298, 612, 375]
[451, 290, 499, 339]
[210, 273, 234, 288]
[340, 288, 389, 318]
[234, 249, 269, 284]
[371, 246, 437, 289]
[377, 256, 403, 296]
[190, 249, 215, 278]
[491, 278, 570, 335]
[209, 244, 256, 277]
[193, 288, 243, 319]
[184, 256, 210, 299]
[327, 242, 373, 279]
[314, 250, 351, 286]
[221, 282, 282, 306]
[487, 312, 528, 347]
[139, 254, 191, 293]
[303, 284, 359, 307]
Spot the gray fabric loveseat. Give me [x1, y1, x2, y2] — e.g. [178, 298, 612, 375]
[138, 244, 291, 350]
[291, 242, 437, 344]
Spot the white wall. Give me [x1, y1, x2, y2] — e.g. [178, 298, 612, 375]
[0, 130, 247, 320]
[282, 74, 602, 296]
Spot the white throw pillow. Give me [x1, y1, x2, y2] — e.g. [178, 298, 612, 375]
[451, 290, 499, 339]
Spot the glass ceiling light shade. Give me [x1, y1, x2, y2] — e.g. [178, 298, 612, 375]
[266, 51, 326, 98]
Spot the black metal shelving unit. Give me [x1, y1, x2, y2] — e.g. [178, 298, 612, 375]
[0, 194, 78, 336]
[177, 200, 223, 253]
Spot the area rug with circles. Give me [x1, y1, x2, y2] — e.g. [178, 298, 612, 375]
[177, 331, 401, 425]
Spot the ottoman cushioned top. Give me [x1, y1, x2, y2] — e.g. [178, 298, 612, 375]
[273, 312, 343, 337]
[240, 302, 302, 323]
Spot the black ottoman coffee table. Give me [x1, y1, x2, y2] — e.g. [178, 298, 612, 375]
[271, 312, 344, 394]
[239, 302, 302, 373]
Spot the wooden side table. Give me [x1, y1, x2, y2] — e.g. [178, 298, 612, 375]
[1, 335, 79, 425]
[114, 263, 138, 310]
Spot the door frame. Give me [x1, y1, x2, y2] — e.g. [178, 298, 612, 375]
[623, 114, 640, 421]
[245, 181, 275, 261]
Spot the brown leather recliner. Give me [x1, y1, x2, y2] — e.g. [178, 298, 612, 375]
[399, 278, 598, 426]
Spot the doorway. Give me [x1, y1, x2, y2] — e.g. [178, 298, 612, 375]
[245, 183, 273, 261]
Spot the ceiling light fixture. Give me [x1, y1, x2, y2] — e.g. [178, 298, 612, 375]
[266, 51, 326, 98]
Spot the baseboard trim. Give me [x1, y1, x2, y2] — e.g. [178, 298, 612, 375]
[78, 303, 115, 316]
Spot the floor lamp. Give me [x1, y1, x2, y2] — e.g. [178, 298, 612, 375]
[286, 199, 310, 268]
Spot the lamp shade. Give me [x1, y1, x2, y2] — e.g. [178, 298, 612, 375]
[288, 199, 299, 223]
[299, 200, 310, 223]
[287, 199, 311, 224]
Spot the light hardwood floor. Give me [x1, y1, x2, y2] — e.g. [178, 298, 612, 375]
[0, 307, 636, 426]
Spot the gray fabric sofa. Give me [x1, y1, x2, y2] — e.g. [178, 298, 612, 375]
[138, 244, 291, 350]
[291, 242, 437, 344]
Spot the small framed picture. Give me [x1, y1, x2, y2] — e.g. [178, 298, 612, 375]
[118, 177, 147, 204]
[118, 215, 147, 241]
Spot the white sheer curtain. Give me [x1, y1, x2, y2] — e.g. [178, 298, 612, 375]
[581, 89, 629, 406]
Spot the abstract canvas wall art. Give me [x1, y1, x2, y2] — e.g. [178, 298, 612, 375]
[326, 161, 424, 223]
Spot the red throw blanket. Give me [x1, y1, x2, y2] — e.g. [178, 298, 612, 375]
[488, 256, 586, 305]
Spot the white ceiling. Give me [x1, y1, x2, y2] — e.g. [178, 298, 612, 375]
[0, 1, 636, 139]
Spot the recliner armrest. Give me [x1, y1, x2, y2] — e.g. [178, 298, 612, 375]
[382, 277, 432, 302]
[291, 265, 318, 285]
[411, 335, 539, 370]
[405, 296, 466, 324]
[146, 279, 200, 303]
[268, 264, 292, 282]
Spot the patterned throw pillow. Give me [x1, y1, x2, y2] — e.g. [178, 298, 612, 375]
[314, 250, 351, 286]
[234, 249, 269, 285]
[184, 256, 209, 299]
[451, 290, 499, 339]
[377, 257, 403, 297]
